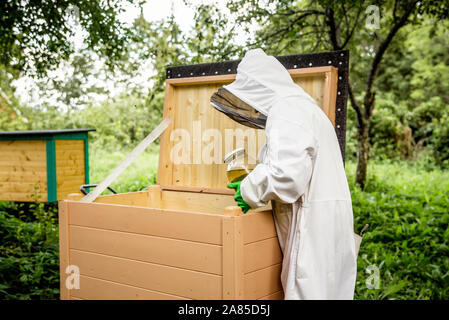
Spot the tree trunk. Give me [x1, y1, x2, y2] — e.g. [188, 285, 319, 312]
[356, 122, 370, 189]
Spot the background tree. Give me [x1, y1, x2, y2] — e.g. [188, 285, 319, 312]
[226, 0, 449, 188]
[0, 0, 142, 76]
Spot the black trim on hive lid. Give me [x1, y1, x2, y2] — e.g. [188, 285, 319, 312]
[166, 50, 349, 161]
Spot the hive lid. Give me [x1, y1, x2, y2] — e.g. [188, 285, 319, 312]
[0, 128, 96, 138]
[157, 50, 349, 194]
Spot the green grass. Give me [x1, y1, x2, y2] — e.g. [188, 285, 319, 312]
[346, 161, 449, 299]
[89, 144, 160, 194]
[0, 149, 447, 299]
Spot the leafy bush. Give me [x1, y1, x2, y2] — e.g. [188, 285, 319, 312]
[0, 202, 59, 299]
[430, 112, 449, 167]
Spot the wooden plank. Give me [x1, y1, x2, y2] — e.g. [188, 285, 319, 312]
[243, 264, 282, 300]
[63, 191, 149, 206]
[58, 201, 70, 300]
[258, 290, 284, 300]
[160, 189, 235, 214]
[70, 250, 222, 299]
[51, 159, 84, 166]
[0, 140, 46, 151]
[69, 225, 223, 275]
[165, 67, 333, 86]
[67, 201, 223, 245]
[92, 191, 148, 206]
[0, 161, 46, 168]
[55, 140, 85, 201]
[56, 149, 84, 161]
[222, 208, 244, 299]
[72, 275, 189, 300]
[148, 185, 161, 207]
[57, 178, 84, 186]
[0, 182, 47, 193]
[160, 185, 234, 195]
[166, 74, 235, 86]
[242, 211, 277, 244]
[0, 172, 47, 182]
[321, 68, 338, 126]
[289, 66, 335, 78]
[0, 191, 48, 202]
[158, 82, 175, 186]
[2, 151, 46, 161]
[244, 237, 282, 274]
[55, 168, 85, 176]
[55, 140, 84, 150]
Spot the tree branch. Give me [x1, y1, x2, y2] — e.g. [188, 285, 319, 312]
[326, 8, 342, 50]
[341, 4, 364, 48]
[364, 0, 418, 113]
[348, 82, 364, 130]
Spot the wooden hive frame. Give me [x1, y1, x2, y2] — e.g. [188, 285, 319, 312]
[59, 50, 349, 300]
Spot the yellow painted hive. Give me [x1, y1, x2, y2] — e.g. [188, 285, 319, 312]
[0, 129, 95, 202]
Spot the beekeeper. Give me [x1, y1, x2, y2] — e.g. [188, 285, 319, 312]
[210, 48, 357, 300]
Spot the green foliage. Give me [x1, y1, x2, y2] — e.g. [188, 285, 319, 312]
[0, 202, 59, 299]
[373, 20, 449, 163]
[0, 0, 140, 76]
[431, 112, 449, 167]
[11, 91, 164, 151]
[347, 161, 449, 299]
[89, 146, 159, 193]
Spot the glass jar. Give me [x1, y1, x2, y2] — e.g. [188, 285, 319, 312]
[224, 147, 257, 183]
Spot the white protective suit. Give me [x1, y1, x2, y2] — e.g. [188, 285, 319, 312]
[223, 49, 357, 300]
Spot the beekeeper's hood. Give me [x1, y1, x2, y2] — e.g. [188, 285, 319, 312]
[210, 48, 315, 129]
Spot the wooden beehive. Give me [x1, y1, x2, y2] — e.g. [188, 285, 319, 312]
[0, 129, 94, 202]
[58, 50, 349, 300]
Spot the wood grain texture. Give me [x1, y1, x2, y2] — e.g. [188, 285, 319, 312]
[158, 67, 337, 191]
[67, 201, 223, 245]
[63, 191, 149, 206]
[72, 275, 190, 300]
[244, 237, 282, 274]
[70, 249, 222, 299]
[242, 210, 277, 244]
[0, 140, 47, 201]
[92, 191, 148, 206]
[55, 140, 85, 200]
[222, 215, 244, 299]
[244, 264, 282, 300]
[69, 225, 223, 274]
[258, 290, 284, 300]
[160, 188, 235, 214]
[58, 201, 70, 300]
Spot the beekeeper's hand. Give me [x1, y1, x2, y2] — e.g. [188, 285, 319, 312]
[227, 181, 251, 213]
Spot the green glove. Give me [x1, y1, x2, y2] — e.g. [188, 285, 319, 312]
[227, 181, 251, 213]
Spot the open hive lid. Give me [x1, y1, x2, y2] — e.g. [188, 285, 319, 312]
[158, 50, 349, 194]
